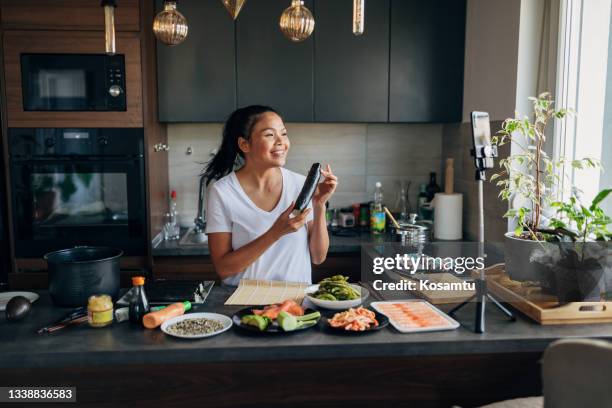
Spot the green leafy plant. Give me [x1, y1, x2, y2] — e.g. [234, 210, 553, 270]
[491, 92, 599, 240]
[548, 188, 612, 243]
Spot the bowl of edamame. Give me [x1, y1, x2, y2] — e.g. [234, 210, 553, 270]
[305, 275, 369, 310]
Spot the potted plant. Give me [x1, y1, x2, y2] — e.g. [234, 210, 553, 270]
[491, 93, 599, 282]
[545, 189, 611, 302]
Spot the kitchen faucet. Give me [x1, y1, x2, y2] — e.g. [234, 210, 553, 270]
[193, 173, 206, 237]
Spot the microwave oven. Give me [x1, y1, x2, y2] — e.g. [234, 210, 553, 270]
[20, 53, 126, 112]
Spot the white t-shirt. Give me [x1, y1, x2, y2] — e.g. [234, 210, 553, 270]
[205, 167, 314, 286]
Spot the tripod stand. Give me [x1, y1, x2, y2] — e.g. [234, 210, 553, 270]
[449, 111, 515, 333]
[449, 173, 515, 333]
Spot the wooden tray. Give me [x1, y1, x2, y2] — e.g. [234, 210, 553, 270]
[482, 264, 612, 325]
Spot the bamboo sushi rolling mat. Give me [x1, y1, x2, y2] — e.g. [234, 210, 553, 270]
[224, 279, 309, 306]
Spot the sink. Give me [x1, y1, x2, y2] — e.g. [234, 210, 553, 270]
[178, 227, 208, 246]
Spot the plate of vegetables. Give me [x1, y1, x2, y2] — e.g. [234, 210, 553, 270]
[233, 300, 321, 334]
[305, 275, 369, 310]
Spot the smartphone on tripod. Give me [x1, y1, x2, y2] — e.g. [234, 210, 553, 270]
[470, 111, 497, 176]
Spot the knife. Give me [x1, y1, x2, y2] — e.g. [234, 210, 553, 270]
[37, 307, 88, 334]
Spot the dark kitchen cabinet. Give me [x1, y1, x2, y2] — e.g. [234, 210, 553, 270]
[389, 0, 465, 122]
[156, 0, 236, 122]
[155, 0, 465, 123]
[236, 0, 314, 121]
[314, 0, 390, 122]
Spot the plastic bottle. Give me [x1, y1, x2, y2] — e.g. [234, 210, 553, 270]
[370, 182, 385, 234]
[142, 301, 192, 329]
[394, 180, 410, 223]
[129, 276, 150, 326]
[417, 184, 428, 213]
[169, 190, 180, 240]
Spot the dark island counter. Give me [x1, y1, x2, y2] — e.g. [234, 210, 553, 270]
[2, 287, 612, 407]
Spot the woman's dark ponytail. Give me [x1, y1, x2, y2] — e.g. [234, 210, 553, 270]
[203, 105, 279, 185]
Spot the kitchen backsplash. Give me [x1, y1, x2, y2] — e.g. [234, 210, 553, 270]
[167, 123, 443, 227]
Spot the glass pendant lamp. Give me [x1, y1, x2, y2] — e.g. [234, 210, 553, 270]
[153, 1, 189, 46]
[221, 0, 247, 20]
[353, 0, 364, 36]
[279, 0, 315, 42]
[101, 0, 117, 54]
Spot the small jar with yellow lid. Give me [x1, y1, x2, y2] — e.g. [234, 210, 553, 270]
[87, 294, 114, 327]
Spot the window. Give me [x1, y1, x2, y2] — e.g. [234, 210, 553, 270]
[554, 0, 612, 213]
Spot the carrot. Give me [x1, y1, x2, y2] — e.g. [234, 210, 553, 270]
[143, 301, 191, 329]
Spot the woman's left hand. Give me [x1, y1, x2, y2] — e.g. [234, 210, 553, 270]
[312, 164, 338, 207]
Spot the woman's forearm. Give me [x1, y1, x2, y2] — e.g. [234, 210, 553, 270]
[308, 203, 329, 264]
[210, 229, 281, 280]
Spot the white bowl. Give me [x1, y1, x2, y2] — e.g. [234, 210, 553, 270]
[161, 312, 232, 339]
[305, 283, 369, 310]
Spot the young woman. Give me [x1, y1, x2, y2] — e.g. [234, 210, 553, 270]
[204, 105, 338, 285]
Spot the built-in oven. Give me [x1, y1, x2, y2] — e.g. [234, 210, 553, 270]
[20, 54, 126, 111]
[8, 128, 146, 257]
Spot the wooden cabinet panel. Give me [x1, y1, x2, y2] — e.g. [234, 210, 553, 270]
[153, 256, 218, 281]
[3, 30, 143, 128]
[141, 0, 169, 246]
[156, 0, 236, 122]
[314, 0, 390, 122]
[236, 0, 314, 121]
[0, 0, 140, 31]
[389, 0, 465, 122]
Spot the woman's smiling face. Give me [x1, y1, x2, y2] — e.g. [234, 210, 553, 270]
[239, 112, 290, 168]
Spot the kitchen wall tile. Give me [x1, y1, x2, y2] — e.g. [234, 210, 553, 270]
[285, 123, 367, 179]
[168, 122, 444, 226]
[366, 124, 443, 173]
[167, 123, 223, 226]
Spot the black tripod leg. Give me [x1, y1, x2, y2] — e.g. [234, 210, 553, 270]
[449, 293, 477, 316]
[486, 294, 516, 321]
[475, 280, 486, 333]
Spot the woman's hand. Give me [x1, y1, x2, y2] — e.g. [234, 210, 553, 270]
[312, 164, 338, 207]
[269, 202, 312, 238]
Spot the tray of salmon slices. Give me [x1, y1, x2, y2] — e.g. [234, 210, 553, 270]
[370, 300, 459, 333]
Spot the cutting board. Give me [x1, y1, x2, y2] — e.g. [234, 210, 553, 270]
[224, 279, 308, 306]
[388, 271, 475, 304]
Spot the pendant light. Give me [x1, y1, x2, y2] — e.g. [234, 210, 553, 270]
[352, 0, 364, 36]
[279, 0, 315, 42]
[153, 1, 189, 46]
[101, 0, 117, 54]
[221, 0, 247, 20]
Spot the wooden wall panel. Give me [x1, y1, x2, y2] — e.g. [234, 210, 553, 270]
[0, 0, 140, 31]
[3, 30, 143, 128]
[141, 0, 168, 251]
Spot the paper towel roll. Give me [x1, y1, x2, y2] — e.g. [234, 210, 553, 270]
[433, 192, 463, 240]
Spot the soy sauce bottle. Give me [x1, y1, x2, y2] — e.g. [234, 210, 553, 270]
[129, 276, 150, 326]
[425, 172, 441, 202]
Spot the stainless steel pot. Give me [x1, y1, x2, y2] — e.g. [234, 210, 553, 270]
[44, 246, 123, 307]
[393, 214, 432, 246]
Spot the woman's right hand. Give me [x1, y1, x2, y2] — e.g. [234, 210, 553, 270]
[269, 201, 312, 238]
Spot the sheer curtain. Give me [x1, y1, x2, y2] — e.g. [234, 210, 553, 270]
[554, 0, 612, 205]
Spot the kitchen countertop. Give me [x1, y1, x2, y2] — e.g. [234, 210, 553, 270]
[152, 228, 394, 256]
[2, 287, 612, 369]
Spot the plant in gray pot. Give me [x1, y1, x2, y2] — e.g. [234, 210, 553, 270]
[491, 93, 599, 285]
[545, 189, 612, 302]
